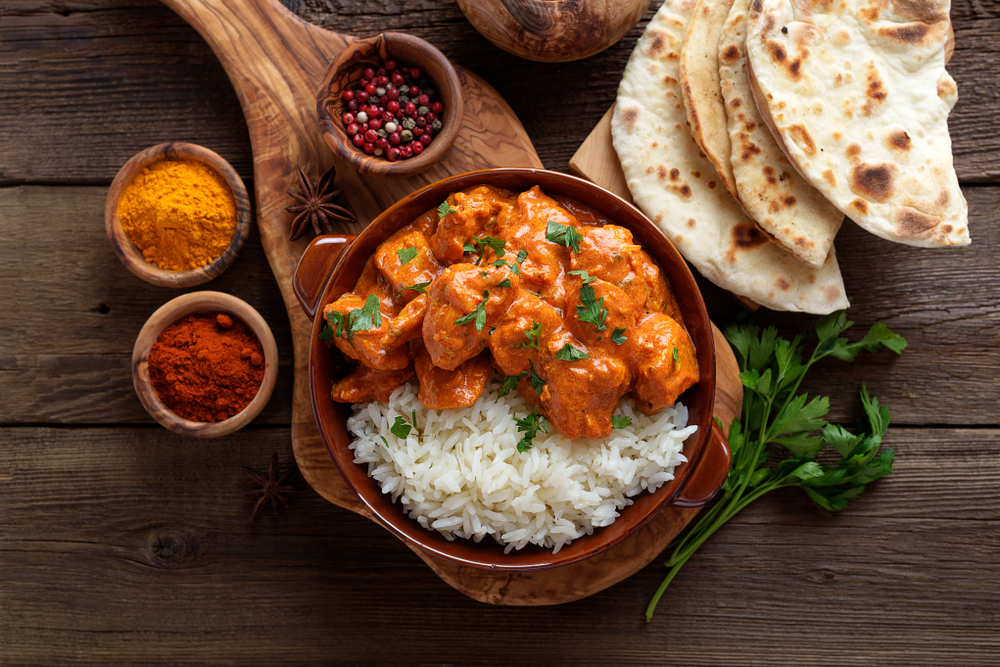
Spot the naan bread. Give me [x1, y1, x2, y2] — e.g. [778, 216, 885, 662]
[718, 0, 844, 268]
[746, 0, 968, 247]
[612, 0, 850, 314]
[680, 0, 741, 200]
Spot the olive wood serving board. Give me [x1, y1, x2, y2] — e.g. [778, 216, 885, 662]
[160, 0, 742, 605]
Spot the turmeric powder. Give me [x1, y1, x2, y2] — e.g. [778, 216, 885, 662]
[118, 158, 237, 272]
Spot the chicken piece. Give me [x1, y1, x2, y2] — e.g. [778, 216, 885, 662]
[374, 227, 443, 303]
[429, 186, 515, 263]
[422, 263, 516, 370]
[629, 313, 699, 415]
[639, 250, 683, 323]
[571, 224, 648, 314]
[565, 275, 640, 352]
[487, 291, 564, 377]
[322, 293, 426, 371]
[537, 352, 631, 440]
[415, 347, 493, 409]
[353, 257, 403, 317]
[498, 186, 581, 310]
[331, 363, 414, 403]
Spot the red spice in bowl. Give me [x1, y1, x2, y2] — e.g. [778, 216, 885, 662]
[148, 312, 265, 422]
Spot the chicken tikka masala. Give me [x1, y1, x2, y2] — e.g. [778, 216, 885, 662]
[324, 185, 699, 440]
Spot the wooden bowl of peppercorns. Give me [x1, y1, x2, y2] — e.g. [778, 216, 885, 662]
[132, 291, 279, 438]
[317, 32, 463, 178]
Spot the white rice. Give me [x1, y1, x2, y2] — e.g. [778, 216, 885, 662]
[347, 379, 696, 554]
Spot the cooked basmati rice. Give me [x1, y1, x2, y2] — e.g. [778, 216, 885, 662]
[347, 379, 696, 554]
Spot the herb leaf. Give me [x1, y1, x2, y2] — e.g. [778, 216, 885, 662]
[499, 371, 527, 398]
[437, 201, 457, 219]
[514, 407, 548, 453]
[546, 220, 584, 253]
[555, 343, 590, 361]
[568, 269, 597, 285]
[497, 278, 512, 289]
[402, 281, 431, 294]
[520, 321, 542, 350]
[672, 347, 680, 362]
[576, 282, 608, 332]
[319, 324, 333, 341]
[611, 327, 628, 345]
[346, 294, 383, 340]
[646, 312, 905, 621]
[325, 310, 345, 339]
[528, 360, 545, 393]
[453, 290, 489, 332]
[612, 414, 632, 430]
[390, 416, 412, 439]
[396, 246, 417, 265]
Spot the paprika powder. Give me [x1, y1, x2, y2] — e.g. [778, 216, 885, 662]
[148, 311, 264, 422]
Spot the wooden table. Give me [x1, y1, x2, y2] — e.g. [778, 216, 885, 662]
[2, 1, 997, 664]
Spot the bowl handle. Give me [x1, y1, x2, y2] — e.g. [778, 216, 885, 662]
[673, 421, 731, 507]
[293, 234, 356, 320]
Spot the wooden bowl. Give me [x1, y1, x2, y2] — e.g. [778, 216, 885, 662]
[317, 32, 463, 178]
[105, 142, 251, 288]
[132, 291, 279, 438]
[456, 0, 651, 63]
[293, 168, 729, 571]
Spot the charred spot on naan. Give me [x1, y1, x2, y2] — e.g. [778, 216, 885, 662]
[886, 129, 912, 152]
[850, 162, 899, 203]
[863, 66, 888, 115]
[845, 142, 863, 162]
[786, 124, 817, 155]
[886, 0, 949, 24]
[892, 207, 943, 240]
[728, 223, 769, 262]
[621, 105, 641, 132]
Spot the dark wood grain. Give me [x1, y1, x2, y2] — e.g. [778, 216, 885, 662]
[1, 0, 998, 183]
[2, 426, 996, 665]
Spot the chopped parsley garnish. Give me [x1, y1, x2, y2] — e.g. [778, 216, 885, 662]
[576, 282, 608, 332]
[379, 435, 389, 448]
[567, 269, 597, 285]
[611, 414, 632, 430]
[497, 278, 512, 288]
[499, 371, 527, 398]
[516, 249, 528, 265]
[493, 258, 520, 275]
[390, 415, 412, 439]
[519, 321, 542, 350]
[396, 246, 417, 265]
[318, 324, 333, 341]
[546, 219, 584, 253]
[347, 294, 383, 340]
[402, 281, 431, 294]
[554, 343, 590, 361]
[324, 310, 345, 339]
[672, 346, 680, 362]
[453, 289, 489, 332]
[437, 201, 457, 219]
[514, 407, 548, 453]
[528, 360, 545, 393]
[463, 236, 506, 264]
[611, 327, 628, 345]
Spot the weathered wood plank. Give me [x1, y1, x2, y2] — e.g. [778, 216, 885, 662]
[2, 426, 997, 665]
[3, 184, 996, 425]
[0, 185, 294, 424]
[0, 0, 997, 182]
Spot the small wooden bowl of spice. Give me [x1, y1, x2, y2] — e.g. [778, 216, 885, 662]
[317, 32, 463, 178]
[106, 142, 251, 288]
[132, 291, 278, 438]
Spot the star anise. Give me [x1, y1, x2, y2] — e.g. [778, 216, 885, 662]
[285, 164, 357, 241]
[241, 452, 297, 521]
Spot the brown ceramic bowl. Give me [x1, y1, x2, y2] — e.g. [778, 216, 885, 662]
[317, 32, 463, 178]
[132, 291, 279, 438]
[293, 169, 729, 571]
[105, 142, 251, 288]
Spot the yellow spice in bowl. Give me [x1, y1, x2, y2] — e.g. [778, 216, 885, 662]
[118, 158, 237, 272]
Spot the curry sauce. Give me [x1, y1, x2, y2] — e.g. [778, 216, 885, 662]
[324, 185, 699, 440]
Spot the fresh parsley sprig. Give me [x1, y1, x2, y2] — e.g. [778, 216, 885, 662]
[576, 281, 608, 332]
[320, 294, 383, 343]
[463, 236, 506, 265]
[437, 201, 457, 219]
[453, 290, 489, 332]
[514, 407, 548, 453]
[546, 220, 584, 253]
[645, 311, 906, 621]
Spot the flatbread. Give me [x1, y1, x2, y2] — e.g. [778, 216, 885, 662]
[746, 0, 968, 247]
[680, 0, 741, 200]
[718, 0, 844, 268]
[612, 0, 850, 314]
